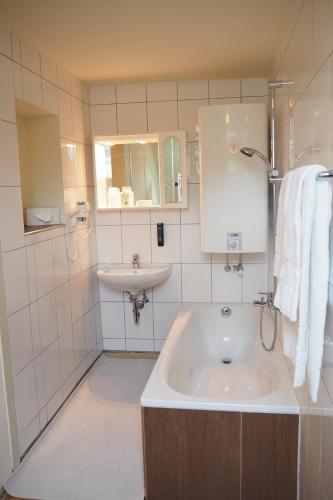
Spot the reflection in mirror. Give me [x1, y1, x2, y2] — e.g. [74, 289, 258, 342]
[95, 138, 160, 208]
[163, 136, 182, 203]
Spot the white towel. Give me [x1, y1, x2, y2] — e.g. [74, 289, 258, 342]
[274, 165, 332, 402]
[306, 177, 332, 400]
[274, 166, 311, 320]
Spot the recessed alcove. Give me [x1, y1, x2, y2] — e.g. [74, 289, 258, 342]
[15, 99, 65, 233]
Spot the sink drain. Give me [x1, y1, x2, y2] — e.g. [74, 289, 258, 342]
[222, 357, 232, 364]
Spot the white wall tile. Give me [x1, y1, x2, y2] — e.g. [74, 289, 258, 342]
[72, 97, 85, 143]
[151, 224, 181, 263]
[126, 338, 154, 352]
[181, 224, 210, 263]
[116, 83, 146, 103]
[0, 121, 20, 187]
[40, 54, 57, 84]
[242, 263, 268, 303]
[46, 388, 63, 421]
[56, 283, 72, 336]
[11, 32, 21, 62]
[70, 76, 82, 100]
[2, 248, 29, 315]
[151, 209, 180, 225]
[180, 183, 200, 223]
[209, 79, 241, 98]
[52, 235, 69, 287]
[125, 302, 153, 339]
[13, 62, 23, 99]
[13, 362, 39, 433]
[99, 281, 123, 302]
[153, 264, 181, 302]
[101, 302, 125, 339]
[241, 78, 267, 97]
[22, 68, 42, 107]
[58, 328, 75, 382]
[122, 225, 151, 263]
[0, 20, 12, 57]
[212, 264, 242, 302]
[103, 338, 126, 350]
[72, 317, 86, 364]
[38, 291, 58, 349]
[96, 226, 122, 263]
[30, 302, 41, 356]
[18, 414, 40, 456]
[182, 264, 211, 302]
[8, 306, 34, 376]
[117, 103, 147, 135]
[57, 66, 71, 93]
[209, 97, 241, 106]
[34, 240, 54, 297]
[147, 101, 178, 132]
[61, 139, 76, 187]
[178, 80, 208, 100]
[178, 99, 208, 141]
[34, 356, 46, 414]
[42, 80, 58, 114]
[147, 82, 177, 101]
[95, 211, 121, 226]
[121, 209, 150, 225]
[0, 187, 25, 251]
[42, 340, 61, 400]
[70, 274, 84, 323]
[20, 39, 40, 74]
[25, 245, 37, 302]
[58, 89, 73, 140]
[0, 54, 16, 123]
[90, 104, 117, 137]
[90, 85, 116, 105]
[153, 303, 180, 339]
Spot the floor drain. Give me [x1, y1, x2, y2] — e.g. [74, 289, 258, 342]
[222, 357, 232, 364]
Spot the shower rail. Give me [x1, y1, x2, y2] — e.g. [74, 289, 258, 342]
[269, 170, 333, 183]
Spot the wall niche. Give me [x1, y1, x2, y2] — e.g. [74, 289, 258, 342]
[16, 99, 65, 229]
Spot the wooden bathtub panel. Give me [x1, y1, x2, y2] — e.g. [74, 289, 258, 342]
[142, 407, 241, 500]
[241, 413, 299, 500]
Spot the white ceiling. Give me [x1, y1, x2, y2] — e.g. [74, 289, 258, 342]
[0, 0, 289, 84]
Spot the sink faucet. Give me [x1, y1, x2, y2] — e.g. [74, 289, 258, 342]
[132, 253, 139, 269]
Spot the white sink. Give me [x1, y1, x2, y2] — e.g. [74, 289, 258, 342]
[97, 264, 171, 293]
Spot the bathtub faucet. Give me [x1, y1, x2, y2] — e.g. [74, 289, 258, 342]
[254, 292, 274, 308]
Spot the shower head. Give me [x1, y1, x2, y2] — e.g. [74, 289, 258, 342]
[240, 147, 272, 171]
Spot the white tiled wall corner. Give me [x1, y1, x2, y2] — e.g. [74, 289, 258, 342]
[22, 68, 42, 107]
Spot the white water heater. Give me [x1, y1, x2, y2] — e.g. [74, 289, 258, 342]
[199, 103, 268, 253]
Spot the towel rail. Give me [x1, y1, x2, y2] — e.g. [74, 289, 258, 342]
[269, 170, 333, 183]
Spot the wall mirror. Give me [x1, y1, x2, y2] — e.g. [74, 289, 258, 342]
[94, 131, 187, 209]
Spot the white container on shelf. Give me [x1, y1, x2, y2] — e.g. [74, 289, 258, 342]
[108, 187, 121, 208]
[121, 186, 134, 207]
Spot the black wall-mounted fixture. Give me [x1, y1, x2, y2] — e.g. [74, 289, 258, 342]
[157, 223, 164, 246]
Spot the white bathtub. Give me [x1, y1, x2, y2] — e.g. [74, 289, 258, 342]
[141, 304, 299, 414]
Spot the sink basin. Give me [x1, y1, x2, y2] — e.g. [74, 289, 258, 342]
[97, 264, 171, 293]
